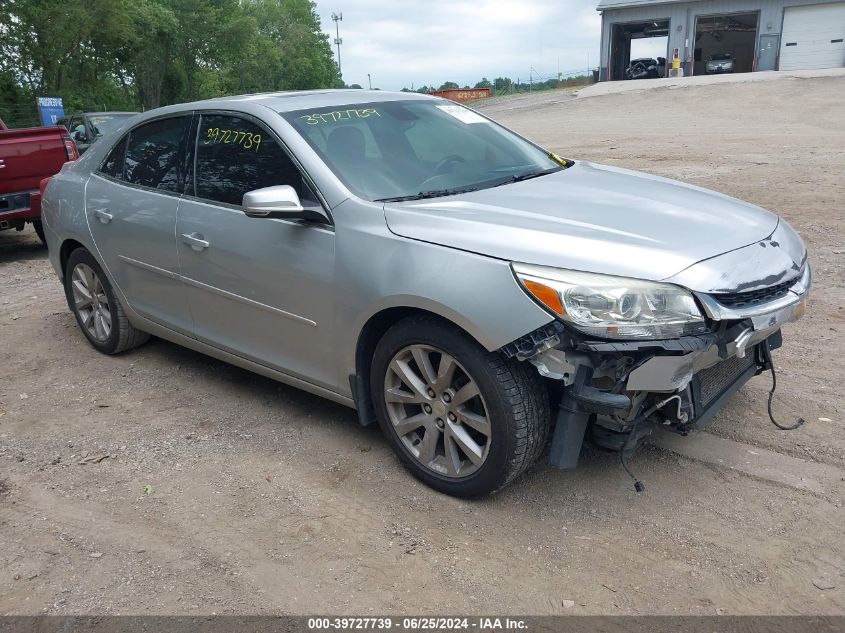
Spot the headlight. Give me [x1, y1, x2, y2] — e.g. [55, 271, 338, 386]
[512, 263, 706, 340]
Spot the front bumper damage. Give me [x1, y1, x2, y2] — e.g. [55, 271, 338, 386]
[502, 264, 810, 470]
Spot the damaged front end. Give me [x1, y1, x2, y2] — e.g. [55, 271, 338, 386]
[504, 250, 810, 478]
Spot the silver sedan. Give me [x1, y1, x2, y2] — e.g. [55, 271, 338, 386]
[41, 90, 810, 496]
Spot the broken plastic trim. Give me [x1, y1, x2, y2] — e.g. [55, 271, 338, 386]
[567, 365, 632, 415]
[500, 322, 565, 361]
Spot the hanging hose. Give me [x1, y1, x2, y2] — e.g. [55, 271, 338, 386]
[620, 450, 645, 493]
[761, 343, 804, 431]
[619, 414, 651, 493]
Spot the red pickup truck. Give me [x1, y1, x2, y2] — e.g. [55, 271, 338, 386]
[0, 120, 78, 243]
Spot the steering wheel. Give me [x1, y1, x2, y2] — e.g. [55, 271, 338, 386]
[433, 154, 465, 175]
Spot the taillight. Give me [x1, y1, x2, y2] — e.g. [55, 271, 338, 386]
[64, 139, 78, 161]
[40, 177, 51, 198]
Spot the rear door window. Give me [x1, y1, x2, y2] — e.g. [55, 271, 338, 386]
[193, 114, 312, 206]
[124, 117, 191, 193]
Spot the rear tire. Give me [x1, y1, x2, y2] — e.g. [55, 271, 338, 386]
[64, 248, 150, 354]
[32, 220, 46, 245]
[371, 315, 550, 497]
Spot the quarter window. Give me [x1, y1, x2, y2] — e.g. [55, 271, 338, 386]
[100, 136, 128, 179]
[124, 117, 190, 192]
[194, 114, 310, 207]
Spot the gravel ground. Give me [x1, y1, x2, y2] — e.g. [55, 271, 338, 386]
[1, 74, 844, 616]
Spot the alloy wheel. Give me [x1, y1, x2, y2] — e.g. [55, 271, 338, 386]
[71, 263, 112, 342]
[383, 344, 491, 478]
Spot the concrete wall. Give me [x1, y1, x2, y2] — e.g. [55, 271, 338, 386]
[598, 0, 840, 79]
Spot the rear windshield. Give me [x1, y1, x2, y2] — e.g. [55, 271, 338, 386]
[281, 100, 562, 202]
[89, 114, 136, 137]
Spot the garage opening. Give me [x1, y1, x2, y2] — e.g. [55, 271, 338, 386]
[609, 19, 669, 80]
[693, 12, 759, 76]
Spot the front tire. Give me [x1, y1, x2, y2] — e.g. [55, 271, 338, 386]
[64, 248, 150, 354]
[371, 315, 549, 497]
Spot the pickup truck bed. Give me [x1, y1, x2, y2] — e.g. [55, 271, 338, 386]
[0, 125, 77, 241]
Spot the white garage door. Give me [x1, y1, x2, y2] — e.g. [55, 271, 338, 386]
[779, 3, 845, 70]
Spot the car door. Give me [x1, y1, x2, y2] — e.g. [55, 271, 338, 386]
[176, 112, 337, 389]
[86, 115, 194, 335]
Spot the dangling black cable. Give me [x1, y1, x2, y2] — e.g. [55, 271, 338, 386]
[762, 343, 804, 431]
[619, 417, 647, 493]
[620, 449, 645, 493]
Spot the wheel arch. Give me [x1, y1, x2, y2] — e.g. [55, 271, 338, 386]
[351, 305, 482, 427]
[58, 238, 133, 320]
[59, 238, 87, 276]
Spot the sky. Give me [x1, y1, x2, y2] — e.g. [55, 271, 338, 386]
[315, 0, 604, 91]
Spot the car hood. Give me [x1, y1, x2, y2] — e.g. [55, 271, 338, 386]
[383, 161, 781, 286]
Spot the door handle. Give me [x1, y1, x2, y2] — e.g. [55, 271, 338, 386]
[0, 159, 5, 169]
[93, 208, 113, 224]
[181, 232, 210, 251]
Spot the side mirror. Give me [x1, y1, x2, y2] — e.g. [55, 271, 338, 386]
[242, 185, 329, 223]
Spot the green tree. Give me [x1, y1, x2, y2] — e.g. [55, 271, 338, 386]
[239, 0, 338, 92]
[493, 77, 512, 92]
[1, 0, 134, 96]
[438, 81, 459, 90]
[0, 0, 340, 119]
[474, 78, 492, 89]
[124, 0, 179, 109]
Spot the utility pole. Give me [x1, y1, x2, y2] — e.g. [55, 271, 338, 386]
[331, 12, 343, 79]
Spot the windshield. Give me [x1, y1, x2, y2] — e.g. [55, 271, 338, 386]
[282, 100, 565, 202]
[89, 114, 136, 137]
[710, 53, 733, 60]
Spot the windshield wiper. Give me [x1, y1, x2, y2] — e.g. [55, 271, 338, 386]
[375, 186, 482, 203]
[492, 166, 562, 188]
[375, 167, 563, 202]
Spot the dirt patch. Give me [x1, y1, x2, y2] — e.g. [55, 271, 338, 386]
[1, 75, 843, 616]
